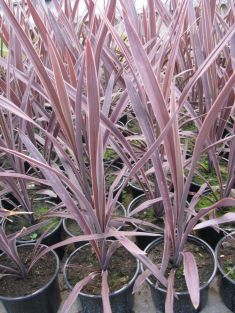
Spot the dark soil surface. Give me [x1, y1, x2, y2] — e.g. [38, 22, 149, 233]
[66, 243, 136, 295]
[148, 240, 214, 292]
[218, 234, 235, 280]
[0, 246, 57, 297]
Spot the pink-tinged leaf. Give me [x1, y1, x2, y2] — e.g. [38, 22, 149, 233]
[85, 39, 102, 222]
[0, 1, 60, 115]
[101, 271, 112, 313]
[165, 269, 176, 313]
[182, 71, 235, 209]
[128, 197, 164, 217]
[95, 0, 116, 68]
[0, 208, 30, 218]
[122, 9, 178, 199]
[71, 0, 80, 21]
[183, 198, 235, 250]
[47, 38, 76, 150]
[133, 269, 151, 293]
[117, 236, 146, 256]
[183, 252, 200, 309]
[194, 213, 235, 230]
[115, 235, 167, 287]
[26, 0, 69, 81]
[58, 273, 97, 313]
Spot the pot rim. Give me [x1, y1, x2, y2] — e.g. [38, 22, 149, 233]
[63, 241, 140, 299]
[141, 235, 217, 295]
[0, 243, 60, 301]
[63, 201, 126, 238]
[215, 230, 235, 284]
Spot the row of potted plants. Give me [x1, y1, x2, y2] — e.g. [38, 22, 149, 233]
[0, 1, 234, 313]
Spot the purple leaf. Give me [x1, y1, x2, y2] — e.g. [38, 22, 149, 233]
[183, 251, 200, 309]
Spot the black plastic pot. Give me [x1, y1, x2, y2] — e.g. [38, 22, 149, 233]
[4, 217, 64, 259]
[127, 194, 164, 250]
[215, 231, 235, 312]
[128, 180, 145, 198]
[142, 235, 217, 313]
[62, 218, 86, 249]
[0, 244, 61, 313]
[196, 226, 226, 249]
[64, 242, 139, 313]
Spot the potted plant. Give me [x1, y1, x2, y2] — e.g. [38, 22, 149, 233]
[0, 3, 169, 312]
[0, 209, 61, 313]
[114, 1, 235, 312]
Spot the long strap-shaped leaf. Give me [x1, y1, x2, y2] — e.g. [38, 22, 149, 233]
[122, 9, 176, 183]
[101, 271, 112, 313]
[165, 269, 176, 313]
[183, 251, 200, 309]
[0, 0, 75, 150]
[58, 273, 97, 313]
[86, 39, 104, 227]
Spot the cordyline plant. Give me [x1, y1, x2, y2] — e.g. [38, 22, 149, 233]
[0, 1, 168, 312]
[106, 0, 235, 312]
[0, 209, 50, 278]
[0, 0, 60, 218]
[0, 0, 234, 312]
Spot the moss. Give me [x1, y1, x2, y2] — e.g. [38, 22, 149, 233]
[196, 192, 219, 210]
[224, 264, 235, 280]
[196, 190, 235, 221]
[192, 155, 228, 186]
[103, 148, 118, 162]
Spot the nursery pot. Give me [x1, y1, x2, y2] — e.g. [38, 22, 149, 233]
[142, 235, 217, 313]
[196, 226, 227, 250]
[4, 216, 64, 259]
[64, 242, 139, 313]
[215, 231, 235, 312]
[128, 179, 145, 197]
[62, 218, 87, 249]
[0, 244, 61, 313]
[127, 194, 164, 250]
